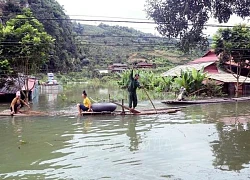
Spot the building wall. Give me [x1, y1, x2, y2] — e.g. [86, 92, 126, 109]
[204, 64, 218, 74]
[224, 82, 250, 96]
[243, 84, 250, 95]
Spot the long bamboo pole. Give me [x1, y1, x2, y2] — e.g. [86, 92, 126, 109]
[142, 88, 157, 113]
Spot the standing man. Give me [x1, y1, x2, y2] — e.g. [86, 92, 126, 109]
[127, 69, 141, 110]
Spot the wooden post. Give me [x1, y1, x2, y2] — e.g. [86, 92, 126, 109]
[122, 99, 125, 114]
[109, 94, 111, 102]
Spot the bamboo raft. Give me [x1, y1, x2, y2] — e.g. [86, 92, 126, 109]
[81, 107, 181, 116]
[0, 110, 48, 117]
[0, 108, 181, 117]
[162, 96, 250, 105]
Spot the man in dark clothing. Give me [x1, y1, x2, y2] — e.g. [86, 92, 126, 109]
[127, 70, 141, 110]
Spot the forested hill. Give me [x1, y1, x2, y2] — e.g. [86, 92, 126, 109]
[73, 23, 193, 68]
[74, 22, 193, 67]
[0, 0, 201, 74]
[0, 0, 80, 72]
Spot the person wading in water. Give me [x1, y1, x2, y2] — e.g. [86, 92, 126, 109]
[127, 69, 142, 111]
[10, 91, 30, 115]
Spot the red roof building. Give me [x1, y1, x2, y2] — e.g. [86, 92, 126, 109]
[134, 62, 156, 69]
[188, 51, 218, 64]
[162, 50, 250, 96]
[188, 50, 219, 74]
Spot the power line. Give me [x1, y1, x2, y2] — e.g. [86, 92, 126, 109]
[67, 14, 150, 21]
[0, 17, 247, 28]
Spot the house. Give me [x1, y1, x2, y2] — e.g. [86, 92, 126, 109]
[134, 62, 156, 69]
[162, 50, 219, 77]
[108, 63, 128, 70]
[0, 76, 39, 102]
[108, 63, 128, 73]
[162, 50, 250, 96]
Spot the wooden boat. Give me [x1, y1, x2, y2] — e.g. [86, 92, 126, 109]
[0, 110, 48, 117]
[162, 96, 250, 105]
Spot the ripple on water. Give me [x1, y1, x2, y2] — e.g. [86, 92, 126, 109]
[1, 102, 250, 180]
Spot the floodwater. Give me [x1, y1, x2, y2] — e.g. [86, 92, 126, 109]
[1, 85, 250, 180]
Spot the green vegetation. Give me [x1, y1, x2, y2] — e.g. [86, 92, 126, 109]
[117, 70, 172, 92]
[73, 23, 199, 71]
[0, 0, 80, 72]
[118, 69, 223, 98]
[0, 8, 54, 74]
[0, 0, 225, 101]
[0, 8, 54, 100]
[212, 24, 250, 97]
[173, 68, 207, 93]
[146, 0, 250, 52]
[0, 0, 206, 77]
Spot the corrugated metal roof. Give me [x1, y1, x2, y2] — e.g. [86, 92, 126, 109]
[208, 73, 250, 83]
[0, 78, 25, 94]
[162, 62, 214, 77]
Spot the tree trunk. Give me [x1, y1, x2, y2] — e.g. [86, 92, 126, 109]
[235, 77, 239, 98]
[25, 77, 29, 103]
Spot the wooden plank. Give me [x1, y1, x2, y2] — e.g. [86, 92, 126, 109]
[111, 101, 141, 114]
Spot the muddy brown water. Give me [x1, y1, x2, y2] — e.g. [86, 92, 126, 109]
[0, 85, 250, 179]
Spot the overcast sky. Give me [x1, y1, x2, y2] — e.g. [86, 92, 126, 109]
[57, 0, 248, 36]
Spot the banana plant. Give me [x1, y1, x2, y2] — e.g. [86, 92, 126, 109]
[118, 70, 172, 92]
[173, 68, 207, 93]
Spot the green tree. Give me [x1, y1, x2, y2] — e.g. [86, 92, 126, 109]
[211, 24, 250, 97]
[0, 8, 54, 73]
[0, 8, 54, 99]
[0, 0, 81, 72]
[27, 0, 80, 72]
[145, 0, 250, 52]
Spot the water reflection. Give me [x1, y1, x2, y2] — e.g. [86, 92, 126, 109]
[211, 120, 250, 172]
[185, 102, 250, 172]
[126, 119, 141, 151]
[2, 85, 250, 179]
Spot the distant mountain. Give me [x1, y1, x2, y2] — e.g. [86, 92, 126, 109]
[73, 23, 193, 69]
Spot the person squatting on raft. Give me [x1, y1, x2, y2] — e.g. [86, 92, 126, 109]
[127, 69, 142, 110]
[77, 90, 93, 115]
[10, 91, 30, 115]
